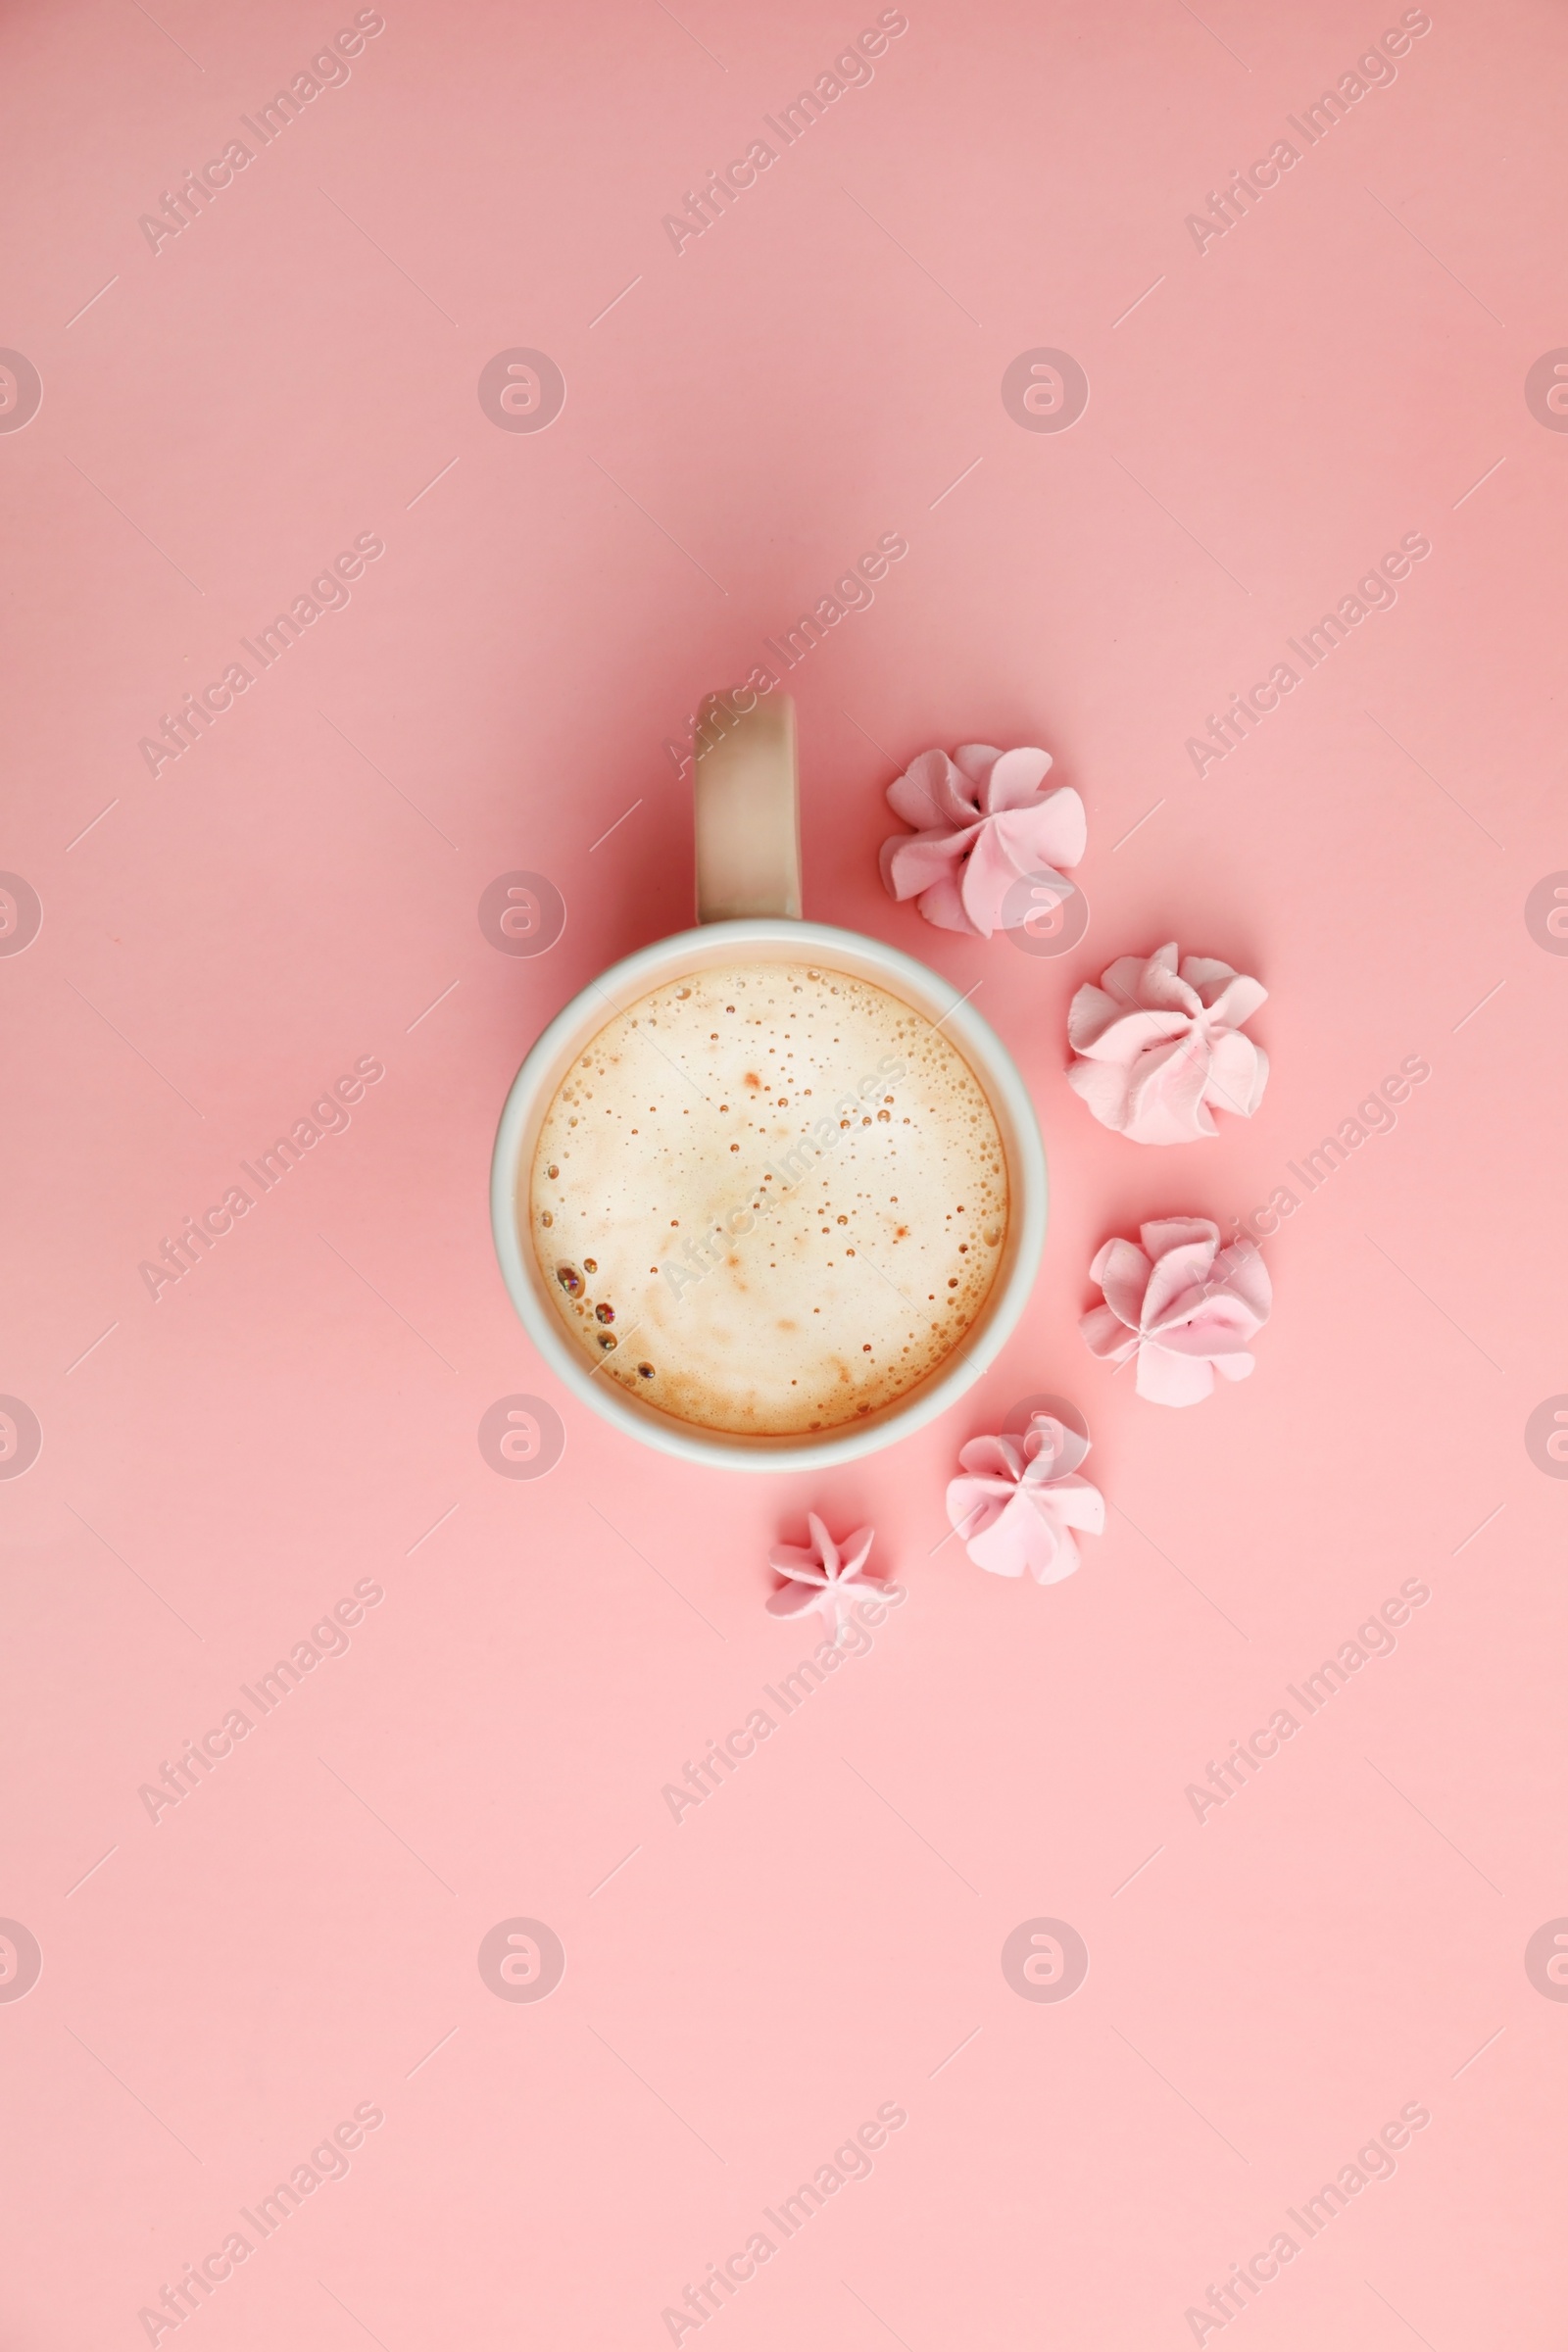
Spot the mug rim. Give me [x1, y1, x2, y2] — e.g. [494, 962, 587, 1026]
[490, 916, 1048, 1472]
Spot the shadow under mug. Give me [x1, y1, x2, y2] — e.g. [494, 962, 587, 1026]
[490, 692, 1048, 1471]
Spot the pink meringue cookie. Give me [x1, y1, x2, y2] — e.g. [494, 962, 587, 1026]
[1080, 1218, 1272, 1405]
[766, 1512, 880, 1631]
[945, 1411, 1105, 1583]
[1066, 944, 1268, 1145]
[880, 743, 1087, 937]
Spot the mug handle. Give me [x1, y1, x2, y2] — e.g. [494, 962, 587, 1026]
[694, 690, 802, 921]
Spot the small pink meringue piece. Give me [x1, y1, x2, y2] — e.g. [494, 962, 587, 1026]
[1080, 1218, 1272, 1405]
[1066, 943, 1268, 1144]
[880, 743, 1087, 938]
[946, 1411, 1105, 1583]
[766, 1512, 880, 1630]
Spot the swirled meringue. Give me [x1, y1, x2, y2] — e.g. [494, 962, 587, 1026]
[766, 1512, 880, 1630]
[1080, 1218, 1272, 1405]
[879, 744, 1087, 937]
[1066, 943, 1268, 1144]
[945, 1411, 1104, 1583]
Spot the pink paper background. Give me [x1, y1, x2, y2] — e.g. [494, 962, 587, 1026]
[2, 0, 1565, 2343]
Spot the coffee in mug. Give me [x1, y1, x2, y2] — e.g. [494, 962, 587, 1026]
[491, 689, 1047, 1471]
[529, 957, 1007, 1436]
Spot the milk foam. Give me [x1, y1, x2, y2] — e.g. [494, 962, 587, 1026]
[526, 961, 1009, 1437]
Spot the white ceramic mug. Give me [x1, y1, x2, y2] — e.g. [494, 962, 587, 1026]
[490, 692, 1047, 1471]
